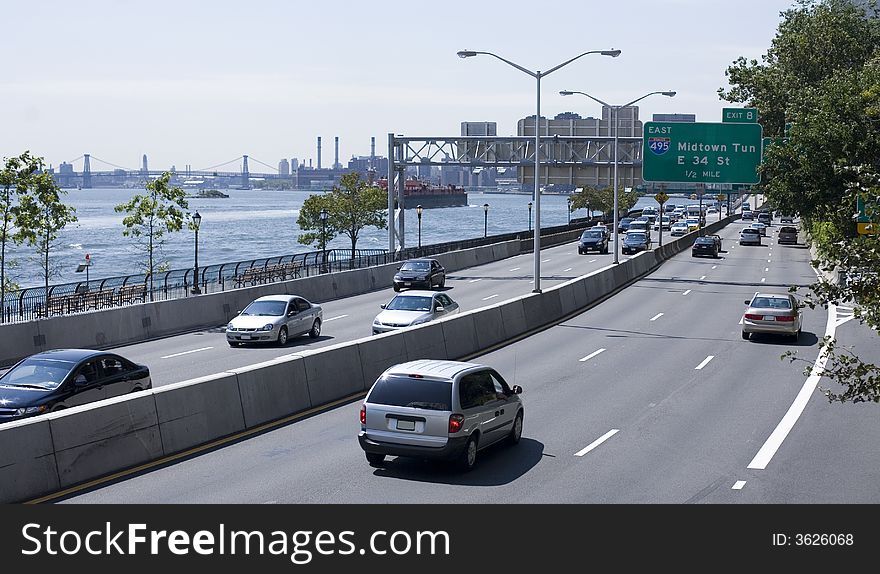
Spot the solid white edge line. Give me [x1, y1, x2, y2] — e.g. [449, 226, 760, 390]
[575, 429, 620, 457]
[694, 355, 715, 370]
[324, 315, 348, 322]
[579, 348, 606, 362]
[732, 480, 747, 490]
[482, 294, 499, 301]
[747, 303, 837, 470]
[161, 347, 214, 359]
[649, 313, 663, 321]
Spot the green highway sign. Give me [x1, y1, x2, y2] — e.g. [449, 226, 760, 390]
[722, 107, 758, 123]
[643, 121, 763, 185]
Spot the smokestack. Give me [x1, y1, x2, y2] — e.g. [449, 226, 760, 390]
[371, 137, 375, 164]
[317, 136, 322, 170]
[334, 136, 339, 169]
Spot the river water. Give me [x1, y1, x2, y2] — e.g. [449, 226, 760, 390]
[3, 188, 677, 287]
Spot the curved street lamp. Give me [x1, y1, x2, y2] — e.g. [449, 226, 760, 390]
[191, 211, 202, 294]
[458, 48, 620, 292]
[560, 89, 676, 263]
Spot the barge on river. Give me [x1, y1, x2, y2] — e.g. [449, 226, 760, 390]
[377, 178, 468, 208]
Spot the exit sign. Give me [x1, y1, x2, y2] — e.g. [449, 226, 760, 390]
[643, 122, 763, 185]
[722, 108, 759, 123]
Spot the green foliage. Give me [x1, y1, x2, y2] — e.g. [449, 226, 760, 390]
[721, 0, 880, 402]
[16, 172, 77, 305]
[569, 185, 639, 218]
[0, 151, 43, 311]
[114, 172, 189, 296]
[297, 172, 387, 255]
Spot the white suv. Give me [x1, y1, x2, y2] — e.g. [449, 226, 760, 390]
[358, 360, 524, 471]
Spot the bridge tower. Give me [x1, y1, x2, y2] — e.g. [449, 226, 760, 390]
[241, 155, 250, 189]
[82, 154, 92, 189]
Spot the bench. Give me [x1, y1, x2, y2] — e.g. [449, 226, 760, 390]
[118, 284, 146, 304]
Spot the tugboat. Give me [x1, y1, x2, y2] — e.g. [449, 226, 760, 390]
[188, 189, 229, 198]
[376, 178, 467, 208]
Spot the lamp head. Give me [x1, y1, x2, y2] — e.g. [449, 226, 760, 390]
[416, 205, 423, 217]
[559, 90, 574, 96]
[483, 203, 489, 212]
[319, 208, 328, 221]
[662, 91, 677, 97]
[601, 49, 621, 57]
[457, 50, 477, 58]
[192, 211, 201, 229]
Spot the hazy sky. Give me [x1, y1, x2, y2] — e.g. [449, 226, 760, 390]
[2, 0, 797, 174]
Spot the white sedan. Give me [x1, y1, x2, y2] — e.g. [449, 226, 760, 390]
[373, 291, 460, 334]
[670, 222, 690, 236]
[750, 222, 768, 236]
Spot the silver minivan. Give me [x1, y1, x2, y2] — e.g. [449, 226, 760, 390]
[358, 360, 524, 471]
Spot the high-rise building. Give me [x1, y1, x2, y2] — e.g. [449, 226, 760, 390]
[461, 122, 497, 136]
[653, 113, 695, 123]
[291, 158, 299, 171]
[278, 158, 290, 176]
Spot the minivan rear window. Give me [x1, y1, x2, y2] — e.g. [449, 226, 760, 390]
[367, 376, 452, 410]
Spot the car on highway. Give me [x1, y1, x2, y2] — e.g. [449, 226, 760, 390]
[0, 349, 151, 423]
[617, 217, 634, 233]
[709, 234, 723, 252]
[750, 222, 768, 236]
[393, 258, 446, 291]
[742, 202, 751, 212]
[684, 218, 700, 233]
[741, 210, 755, 220]
[757, 211, 772, 225]
[739, 227, 762, 246]
[358, 359, 524, 470]
[742, 293, 802, 341]
[578, 228, 609, 254]
[670, 221, 690, 236]
[779, 213, 795, 223]
[622, 231, 652, 255]
[777, 226, 799, 245]
[372, 290, 460, 334]
[691, 236, 720, 258]
[653, 216, 672, 231]
[226, 294, 323, 346]
[626, 220, 651, 236]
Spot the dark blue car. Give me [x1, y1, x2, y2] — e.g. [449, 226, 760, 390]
[0, 349, 151, 423]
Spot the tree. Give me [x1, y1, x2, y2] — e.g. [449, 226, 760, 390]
[16, 172, 77, 312]
[569, 185, 639, 219]
[0, 152, 42, 319]
[115, 172, 189, 299]
[297, 172, 387, 257]
[720, 0, 880, 403]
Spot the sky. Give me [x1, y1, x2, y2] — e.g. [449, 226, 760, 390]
[1, 0, 799, 174]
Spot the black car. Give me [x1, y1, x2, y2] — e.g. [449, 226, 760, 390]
[578, 229, 609, 254]
[621, 231, 652, 255]
[617, 217, 634, 233]
[0, 349, 152, 423]
[393, 258, 446, 292]
[691, 236, 720, 258]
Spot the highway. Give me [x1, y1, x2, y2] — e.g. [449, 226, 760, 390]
[61, 215, 880, 503]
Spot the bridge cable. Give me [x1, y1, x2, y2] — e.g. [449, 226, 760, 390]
[247, 156, 279, 173]
[89, 155, 137, 171]
[197, 157, 244, 172]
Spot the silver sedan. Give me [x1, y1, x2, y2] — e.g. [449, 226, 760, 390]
[742, 293, 802, 341]
[226, 294, 323, 346]
[373, 291, 460, 334]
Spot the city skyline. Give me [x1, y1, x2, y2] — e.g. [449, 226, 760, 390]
[3, 0, 797, 172]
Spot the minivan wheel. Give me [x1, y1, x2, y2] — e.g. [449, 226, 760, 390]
[277, 326, 288, 346]
[309, 319, 321, 339]
[458, 435, 478, 471]
[365, 452, 385, 467]
[508, 411, 523, 445]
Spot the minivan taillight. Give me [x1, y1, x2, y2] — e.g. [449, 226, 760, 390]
[360, 405, 366, 425]
[448, 414, 464, 433]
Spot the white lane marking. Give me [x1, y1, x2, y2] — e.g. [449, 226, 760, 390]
[768, 259, 772, 263]
[761, 278, 766, 283]
[161, 347, 213, 359]
[579, 348, 606, 362]
[575, 429, 620, 457]
[695, 355, 715, 370]
[482, 294, 499, 301]
[740, 291, 759, 325]
[748, 303, 838, 470]
[712, 265, 717, 269]
[509, 267, 521, 271]
[324, 315, 348, 322]
[542, 258, 551, 263]
[682, 289, 692, 296]
[563, 267, 573, 272]
[699, 275, 706, 280]
[765, 267, 769, 272]
[589, 259, 597, 263]
[468, 278, 482, 283]
[732, 481, 747, 490]
[650, 313, 664, 322]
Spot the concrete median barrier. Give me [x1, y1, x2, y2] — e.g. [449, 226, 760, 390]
[300, 342, 366, 407]
[232, 357, 312, 428]
[49, 393, 163, 489]
[471, 305, 507, 351]
[402, 321, 448, 361]
[154, 372, 245, 455]
[522, 290, 562, 332]
[0, 320, 43, 366]
[440, 312, 479, 360]
[357, 332, 409, 388]
[499, 298, 527, 339]
[0, 418, 59, 503]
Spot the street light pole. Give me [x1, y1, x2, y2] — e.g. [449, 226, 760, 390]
[528, 201, 532, 232]
[320, 208, 328, 273]
[560, 89, 676, 264]
[483, 203, 489, 237]
[416, 205, 423, 249]
[458, 48, 620, 293]
[191, 211, 201, 294]
[567, 196, 571, 225]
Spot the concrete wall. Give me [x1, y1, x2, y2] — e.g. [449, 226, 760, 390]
[0, 216, 736, 502]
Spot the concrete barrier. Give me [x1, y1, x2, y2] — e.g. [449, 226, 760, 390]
[300, 342, 367, 407]
[0, 418, 59, 503]
[522, 289, 562, 332]
[402, 321, 449, 362]
[232, 357, 312, 428]
[0, 320, 43, 367]
[49, 393, 163, 488]
[499, 298, 528, 340]
[154, 372, 245, 455]
[440, 312, 479, 360]
[357, 332, 409, 388]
